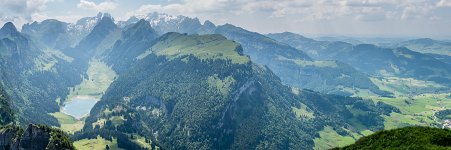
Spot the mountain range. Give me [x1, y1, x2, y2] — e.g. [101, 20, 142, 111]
[0, 12, 449, 149]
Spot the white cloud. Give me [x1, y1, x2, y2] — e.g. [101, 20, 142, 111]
[437, 0, 451, 7]
[118, 0, 451, 38]
[77, 0, 117, 12]
[126, 0, 451, 22]
[30, 13, 49, 22]
[0, 0, 449, 37]
[400, 2, 435, 20]
[52, 15, 83, 23]
[0, 0, 52, 28]
[126, 0, 235, 17]
[125, 0, 402, 22]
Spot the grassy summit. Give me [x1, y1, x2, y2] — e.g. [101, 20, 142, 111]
[138, 32, 250, 64]
[335, 126, 451, 150]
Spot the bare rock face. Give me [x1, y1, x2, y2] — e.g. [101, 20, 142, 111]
[0, 124, 74, 150]
[0, 126, 21, 150]
[0, 129, 14, 146]
[18, 124, 51, 150]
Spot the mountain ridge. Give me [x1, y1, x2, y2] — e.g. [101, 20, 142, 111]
[397, 38, 451, 56]
[81, 30, 396, 149]
[268, 32, 451, 88]
[0, 12, 449, 150]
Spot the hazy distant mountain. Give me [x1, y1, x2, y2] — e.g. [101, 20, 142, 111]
[107, 19, 159, 73]
[216, 24, 311, 62]
[426, 53, 451, 65]
[0, 22, 37, 66]
[74, 12, 109, 32]
[398, 38, 451, 56]
[64, 13, 120, 61]
[117, 16, 140, 28]
[144, 12, 202, 34]
[268, 32, 451, 87]
[266, 32, 331, 57]
[21, 13, 110, 50]
[315, 36, 364, 45]
[119, 12, 216, 35]
[22, 19, 71, 49]
[216, 29, 386, 95]
[315, 36, 409, 46]
[322, 44, 451, 86]
[272, 58, 390, 96]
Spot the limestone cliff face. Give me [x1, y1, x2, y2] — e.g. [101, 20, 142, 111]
[0, 125, 21, 150]
[19, 124, 51, 150]
[0, 124, 74, 150]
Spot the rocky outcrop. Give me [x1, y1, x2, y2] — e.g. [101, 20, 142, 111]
[0, 125, 21, 150]
[0, 124, 74, 150]
[19, 124, 51, 150]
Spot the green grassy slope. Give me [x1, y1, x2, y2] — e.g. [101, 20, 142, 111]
[140, 32, 250, 64]
[66, 59, 117, 100]
[74, 136, 124, 150]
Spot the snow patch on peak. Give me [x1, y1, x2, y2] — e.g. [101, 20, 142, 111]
[68, 12, 114, 32]
[143, 12, 185, 27]
[63, 13, 114, 47]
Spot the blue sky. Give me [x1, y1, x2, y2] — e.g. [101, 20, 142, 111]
[1, 0, 451, 39]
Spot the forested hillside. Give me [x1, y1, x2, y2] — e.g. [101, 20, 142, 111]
[79, 32, 398, 149]
[0, 86, 14, 125]
[0, 84, 74, 150]
[0, 124, 75, 150]
[336, 126, 451, 149]
[0, 22, 82, 125]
